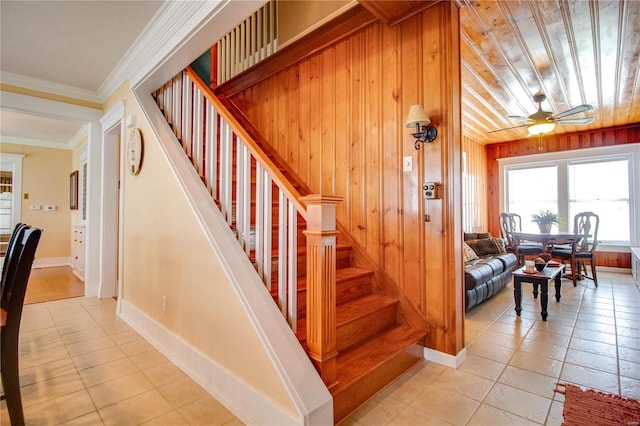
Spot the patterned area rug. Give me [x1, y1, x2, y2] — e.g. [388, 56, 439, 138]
[556, 383, 640, 426]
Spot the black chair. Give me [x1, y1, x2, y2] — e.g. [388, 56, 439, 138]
[552, 212, 599, 287]
[1, 226, 42, 426]
[499, 212, 544, 266]
[1, 223, 27, 293]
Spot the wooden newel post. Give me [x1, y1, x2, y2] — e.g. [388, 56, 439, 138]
[300, 194, 342, 388]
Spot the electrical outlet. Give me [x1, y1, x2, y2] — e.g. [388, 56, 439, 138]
[162, 296, 167, 313]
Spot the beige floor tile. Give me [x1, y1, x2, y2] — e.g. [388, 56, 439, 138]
[458, 354, 506, 381]
[467, 341, 515, 364]
[88, 371, 155, 409]
[475, 329, 523, 349]
[483, 383, 551, 424]
[23, 389, 96, 425]
[509, 351, 562, 378]
[118, 338, 156, 356]
[619, 359, 640, 380]
[347, 393, 406, 425]
[518, 339, 567, 361]
[60, 411, 105, 425]
[108, 329, 142, 345]
[467, 404, 539, 426]
[99, 389, 173, 425]
[19, 357, 78, 387]
[545, 400, 564, 426]
[525, 329, 570, 347]
[157, 375, 209, 408]
[430, 369, 494, 402]
[21, 371, 86, 408]
[61, 327, 107, 345]
[387, 406, 452, 425]
[72, 346, 126, 370]
[141, 409, 190, 425]
[564, 348, 619, 375]
[129, 348, 171, 371]
[141, 360, 188, 387]
[410, 388, 480, 425]
[381, 372, 431, 405]
[66, 336, 116, 356]
[571, 327, 617, 345]
[178, 394, 241, 425]
[497, 365, 557, 398]
[79, 357, 139, 387]
[620, 376, 640, 400]
[560, 363, 619, 394]
[20, 345, 71, 370]
[568, 337, 617, 358]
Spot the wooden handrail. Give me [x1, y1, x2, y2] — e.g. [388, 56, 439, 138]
[185, 67, 308, 218]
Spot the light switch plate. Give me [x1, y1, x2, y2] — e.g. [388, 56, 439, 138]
[403, 156, 413, 172]
[30, 204, 41, 210]
[44, 205, 56, 212]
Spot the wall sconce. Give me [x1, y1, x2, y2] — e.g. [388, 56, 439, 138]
[405, 104, 437, 150]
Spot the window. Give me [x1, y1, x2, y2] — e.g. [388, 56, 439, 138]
[500, 145, 639, 246]
[568, 160, 630, 242]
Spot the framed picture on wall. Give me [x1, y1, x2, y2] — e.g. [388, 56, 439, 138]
[70, 170, 79, 210]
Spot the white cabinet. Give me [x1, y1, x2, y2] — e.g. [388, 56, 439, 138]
[72, 225, 85, 281]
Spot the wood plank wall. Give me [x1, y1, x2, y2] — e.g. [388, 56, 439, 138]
[462, 135, 488, 233]
[485, 124, 640, 269]
[229, 2, 464, 355]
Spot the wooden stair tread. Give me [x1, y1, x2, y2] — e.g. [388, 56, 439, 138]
[296, 266, 373, 290]
[333, 325, 425, 393]
[336, 294, 397, 323]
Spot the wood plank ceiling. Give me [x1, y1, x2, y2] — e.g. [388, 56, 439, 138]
[458, 0, 640, 144]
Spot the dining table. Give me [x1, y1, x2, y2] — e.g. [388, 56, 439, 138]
[512, 231, 575, 253]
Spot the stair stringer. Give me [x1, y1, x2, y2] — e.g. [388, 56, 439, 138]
[129, 89, 333, 425]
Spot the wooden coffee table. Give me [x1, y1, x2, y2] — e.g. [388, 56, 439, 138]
[513, 264, 565, 321]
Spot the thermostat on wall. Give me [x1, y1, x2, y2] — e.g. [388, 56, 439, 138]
[44, 205, 57, 212]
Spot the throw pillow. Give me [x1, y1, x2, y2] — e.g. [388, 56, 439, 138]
[492, 237, 507, 253]
[464, 232, 492, 241]
[463, 242, 479, 262]
[466, 238, 502, 256]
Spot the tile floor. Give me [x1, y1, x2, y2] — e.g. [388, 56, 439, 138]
[344, 271, 640, 425]
[1, 271, 638, 425]
[0, 297, 242, 425]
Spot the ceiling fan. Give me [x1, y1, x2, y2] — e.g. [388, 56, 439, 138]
[496, 92, 594, 136]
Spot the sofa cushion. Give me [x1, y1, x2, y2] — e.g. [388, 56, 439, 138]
[464, 261, 494, 291]
[491, 253, 518, 271]
[466, 238, 504, 256]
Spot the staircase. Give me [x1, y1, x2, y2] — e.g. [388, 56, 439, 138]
[153, 68, 426, 423]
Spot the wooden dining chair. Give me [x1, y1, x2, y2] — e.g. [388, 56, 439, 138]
[499, 212, 543, 266]
[1, 223, 27, 291]
[1, 226, 42, 426]
[551, 212, 599, 287]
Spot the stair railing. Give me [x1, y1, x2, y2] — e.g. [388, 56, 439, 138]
[153, 67, 340, 384]
[216, 0, 278, 85]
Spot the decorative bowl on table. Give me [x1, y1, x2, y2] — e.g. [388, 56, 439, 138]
[534, 257, 548, 271]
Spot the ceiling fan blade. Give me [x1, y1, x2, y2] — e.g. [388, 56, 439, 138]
[554, 117, 595, 125]
[488, 124, 528, 133]
[551, 104, 593, 119]
[507, 115, 532, 122]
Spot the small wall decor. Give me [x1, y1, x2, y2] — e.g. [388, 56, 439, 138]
[70, 170, 79, 210]
[127, 128, 144, 175]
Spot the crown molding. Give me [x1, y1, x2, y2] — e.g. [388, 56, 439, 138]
[0, 135, 76, 150]
[0, 71, 102, 104]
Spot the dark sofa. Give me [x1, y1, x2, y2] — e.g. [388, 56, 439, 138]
[464, 233, 517, 311]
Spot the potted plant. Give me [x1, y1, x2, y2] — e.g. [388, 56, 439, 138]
[531, 210, 560, 233]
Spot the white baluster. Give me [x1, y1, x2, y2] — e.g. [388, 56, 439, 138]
[287, 200, 297, 332]
[205, 102, 218, 199]
[278, 190, 287, 317]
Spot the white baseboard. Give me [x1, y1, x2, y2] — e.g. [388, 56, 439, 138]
[119, 299, 300, 425]
[423, 347, 467, 369]
[33, 257, 71, 269]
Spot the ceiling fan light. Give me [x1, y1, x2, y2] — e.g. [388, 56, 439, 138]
[527, 122, 556, 136]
